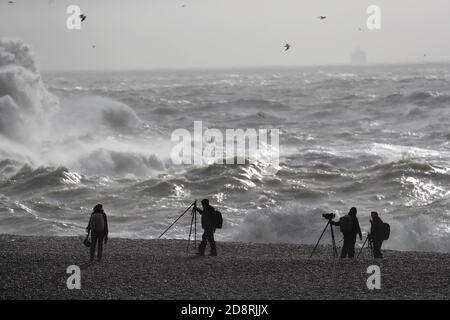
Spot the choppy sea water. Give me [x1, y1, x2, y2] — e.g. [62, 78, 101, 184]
[1, 39, 450, 252]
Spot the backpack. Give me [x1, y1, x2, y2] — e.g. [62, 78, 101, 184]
[381, 223, 390, 240]
[214, 210, 223, 229]
[339, 215, 353, 233]
[90, 212, 105, 231]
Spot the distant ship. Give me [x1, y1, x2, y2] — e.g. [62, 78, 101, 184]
[350, 47, 367, 65]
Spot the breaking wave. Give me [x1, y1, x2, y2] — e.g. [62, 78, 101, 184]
[0, 39, 170, 179]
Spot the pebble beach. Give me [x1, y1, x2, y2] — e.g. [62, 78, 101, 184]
[0, 235, 449, 300]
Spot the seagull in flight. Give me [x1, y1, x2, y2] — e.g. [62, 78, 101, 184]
[80, 14, 87, 22]
[284, 44, 291, 51]
[318, 16, 327, 20]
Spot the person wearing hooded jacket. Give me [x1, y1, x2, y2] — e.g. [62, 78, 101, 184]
[331, 207, 362, 258]
[369, 211, 384, 258]
[194, 199, 217, 256]
[86, 204, 109, 262]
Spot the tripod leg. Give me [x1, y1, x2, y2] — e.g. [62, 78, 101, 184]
[330, 224, 338, 259]
[309, 221, 330, 258]
[357, 236, 368, 259]
[194, 207, 197, 249]
[186, 208, 195, 253]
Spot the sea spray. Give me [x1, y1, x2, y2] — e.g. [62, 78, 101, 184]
[0, 39, 59, 142]
[227, 201, 450, 253]
[0, 38, 170, 178]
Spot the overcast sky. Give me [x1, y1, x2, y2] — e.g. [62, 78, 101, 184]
[0, 0, 449, 70]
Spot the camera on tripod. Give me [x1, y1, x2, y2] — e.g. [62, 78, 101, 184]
[310, 212, 339, 258]
[322, 213, 336, 220]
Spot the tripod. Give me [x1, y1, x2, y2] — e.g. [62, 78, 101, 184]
[357, 233, 373, 259]
[158, 201, 198, 253]
[309, 219, 339, 258]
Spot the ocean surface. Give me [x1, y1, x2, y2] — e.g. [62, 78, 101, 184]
[1, 39, 450, 252]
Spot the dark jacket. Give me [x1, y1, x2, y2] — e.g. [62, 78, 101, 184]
[350, 215, 362, 238]
[87, 210, 109, 236]
[370, 216, 384, 241]
[196, 205, 216, 230]
[331, 214, 362, 238]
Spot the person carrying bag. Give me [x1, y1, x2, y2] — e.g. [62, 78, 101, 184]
[86, 204, 109, 262]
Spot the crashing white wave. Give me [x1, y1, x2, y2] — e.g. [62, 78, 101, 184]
[0, 39, 59, 141]
[0, 38, 170, 178]
[226, 201, 450, 253]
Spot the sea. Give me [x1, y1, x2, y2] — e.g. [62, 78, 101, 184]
[1, 39, 450, 253]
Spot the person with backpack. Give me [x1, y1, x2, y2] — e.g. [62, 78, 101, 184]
[194, 199, 217, 256]
[86, 204, 109, 262]
[369, 211, 386, 259]
[331, 207, 362, 259]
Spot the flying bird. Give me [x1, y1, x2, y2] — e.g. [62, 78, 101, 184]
[8, 1, 14, 3]
[284, 44, 291, 51]
[318, 16, 327, 20]
[80, 14, 87, 22]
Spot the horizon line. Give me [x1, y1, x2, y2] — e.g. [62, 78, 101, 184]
[41, 60, 450, 73]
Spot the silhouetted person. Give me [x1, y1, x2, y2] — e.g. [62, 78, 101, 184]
[369, 211, 384, 258]
[86, 204, 108, 262]
[332, 207, 362, 258]
[194, 199, 217, 256]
